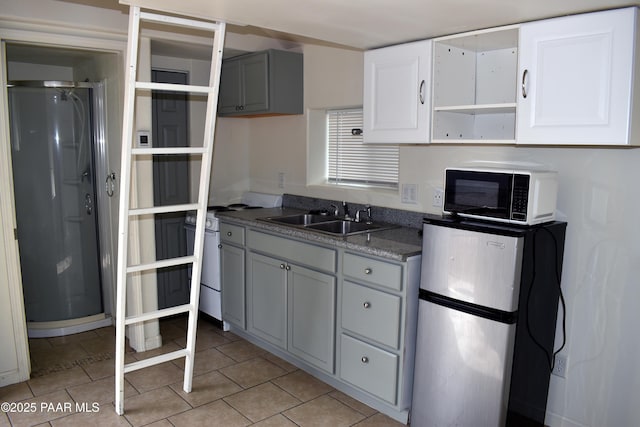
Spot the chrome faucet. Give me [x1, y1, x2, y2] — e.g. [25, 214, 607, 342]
[355, 205, 372, 223]
[342, 201, 351, 220]
[329, 204, 339, 216]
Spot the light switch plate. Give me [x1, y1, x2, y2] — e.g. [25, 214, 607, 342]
[401, 183, 418, 204]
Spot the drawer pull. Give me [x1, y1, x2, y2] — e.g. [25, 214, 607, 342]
[218, 244, 222, 249]
[363, 301, 371, 309]
[364, 267, 372, 275]
[280, 263, 286, 269]
[361, 356, 369, 364]
[285, 265, 291, 271]
[227, 231, 232, 236]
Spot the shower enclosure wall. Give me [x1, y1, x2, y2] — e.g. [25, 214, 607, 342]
[8, 81, 112, 338]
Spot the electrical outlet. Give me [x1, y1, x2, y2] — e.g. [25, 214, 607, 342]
[433, 188, 444, 208]
[552, 354, 568, 378]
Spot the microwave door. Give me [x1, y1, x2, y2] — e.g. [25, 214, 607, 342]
[444, 170, 513, 219]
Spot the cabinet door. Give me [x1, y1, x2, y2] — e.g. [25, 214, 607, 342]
[517, 8, 636, 145]
[247, 252, 287, 348]
[220, 243, 246, 328]
[363, 40, 431, 144]
[241, 52, 270, 113]
[288, 265, 336, 373]
[218, 59, 242, 115]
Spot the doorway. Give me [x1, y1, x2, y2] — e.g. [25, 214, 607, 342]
[152, 69, 191, 309]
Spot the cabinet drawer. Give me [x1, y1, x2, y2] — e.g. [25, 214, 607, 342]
[220, 223, 245, 245]
[342, 281, 401, 349]
[247, 230, 336, 273]
[343, 253, 402, 290]
[340, 334, 398, 404]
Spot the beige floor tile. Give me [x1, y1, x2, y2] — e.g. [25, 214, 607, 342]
[94, 326, 117, 337]
[168, 399, 251, 427]
[125, 362, 184, 393]
[122, 387, 191, 426]
[142, 420, 174, 427]
[283, 395, 366, 427]
[262, 353, 299, 373]
[79, 335, 116, 355]
[219, 357, 286, 388]
[0, 381, 33, 402]
[272, 370, 334, 402]
[169, 370, 242, 407]
[328, 391, 378, 417]
[224, 382, 300, 423]
[29, 343, 90, 371]
[217, 340, 266, 362]
[28, 338, 53, 352]
[130, 341, 181, 361]
[172, 347, 236, 375]
[0, 412, 10, 427]
[49, 403, 129, 427]
[173, 329, 232, 352]
[28, 366, 92, 396]
[81, 358, 115, 381]
[354, 412, 406, 426]
[252, 414, 299, 426]
[160, 323, 188, 342]
[48, 331, 99, 347]
[66, 376, 138, 406]
[5, 389, 75, 427]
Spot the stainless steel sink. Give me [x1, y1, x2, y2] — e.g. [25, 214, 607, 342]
[305, 220, 384, 235]
[262, 213, 338, 226]
[260, 213, 396, 236]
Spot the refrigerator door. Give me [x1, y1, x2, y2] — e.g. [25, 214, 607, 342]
[411, 299, 517, 427]
[421, 223, 524, 312]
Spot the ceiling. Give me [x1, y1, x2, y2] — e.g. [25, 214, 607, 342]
[121, 0, 640, 50]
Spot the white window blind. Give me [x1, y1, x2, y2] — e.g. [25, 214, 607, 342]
[327, 108, 399, 188]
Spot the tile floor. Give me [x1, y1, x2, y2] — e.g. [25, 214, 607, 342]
[0, 315, 405, 427]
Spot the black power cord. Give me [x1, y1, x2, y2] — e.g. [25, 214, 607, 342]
[525, 226, 567, 372]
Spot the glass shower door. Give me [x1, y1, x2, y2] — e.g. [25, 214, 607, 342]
[8, 83, 103, 322]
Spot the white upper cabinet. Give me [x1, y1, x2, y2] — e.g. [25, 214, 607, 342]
[431, 26, 519, 143]
[363, 40, 432, 144]
[517, 7, 639, 145]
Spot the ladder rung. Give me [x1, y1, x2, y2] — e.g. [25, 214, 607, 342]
[124, 349, 189, 374]
[125, 304, 192, 326]
[129, 203, 199, 216]
[127, 256, 196, 274]
[131, 147, 207, 155]
[135, 81, 212, 94]
[139, 11, 220, 32]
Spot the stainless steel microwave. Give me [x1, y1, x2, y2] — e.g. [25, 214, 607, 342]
[443, 167, 558, 225]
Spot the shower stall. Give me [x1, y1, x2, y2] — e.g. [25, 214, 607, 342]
[8, 81, 113, 338]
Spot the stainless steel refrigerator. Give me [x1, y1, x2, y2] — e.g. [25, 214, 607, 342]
[411, 218, 566, 427]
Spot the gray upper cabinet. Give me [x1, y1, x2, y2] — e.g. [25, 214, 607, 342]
[218, 49, 303, 117]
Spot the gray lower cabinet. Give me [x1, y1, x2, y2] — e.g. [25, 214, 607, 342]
[220, 223, 246, 328]
[246, 252, 287, 348]
[219, 220, 421, 424]
[288, 265, 336, 373]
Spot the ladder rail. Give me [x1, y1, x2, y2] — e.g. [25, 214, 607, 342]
[183, 20, 227, 393]
[114, 5, 226, 415]
[115, 5, 141, 416]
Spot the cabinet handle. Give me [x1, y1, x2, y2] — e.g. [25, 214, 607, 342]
[364, 267, 372, 275]
[363, 301, 371, 309]
[227, 231, 232, 236]
[361, 356, 369, 364]
[285, 265, 291, 271]
[280, 263, 286, 269]
[521, 69, 528, 99]
[419, 80, 425, 104]
[218, 244, 222, 249]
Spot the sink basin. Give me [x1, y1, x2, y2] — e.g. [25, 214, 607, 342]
[305, 220, 393, 235]
[263, 213, 338, 226]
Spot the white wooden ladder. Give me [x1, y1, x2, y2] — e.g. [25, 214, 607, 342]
[114, 5, 226, 415]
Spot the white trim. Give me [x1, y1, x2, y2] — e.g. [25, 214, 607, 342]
[0, 41, 30, 386]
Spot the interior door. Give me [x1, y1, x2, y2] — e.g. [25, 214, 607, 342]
[152, 70, 190, 309]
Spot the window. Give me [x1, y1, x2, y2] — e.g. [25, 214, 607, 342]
[327, 108, 399, 189]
